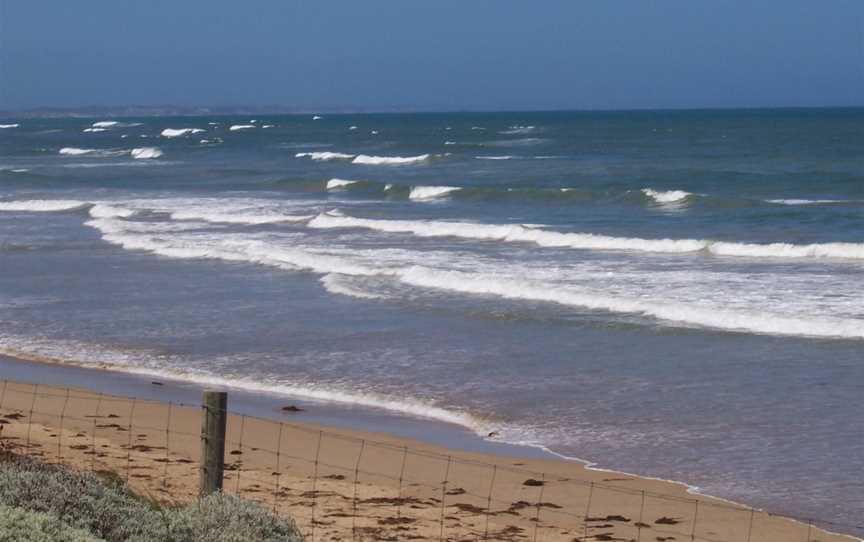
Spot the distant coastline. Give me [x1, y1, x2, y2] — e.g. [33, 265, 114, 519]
[1, 104, 863, 119]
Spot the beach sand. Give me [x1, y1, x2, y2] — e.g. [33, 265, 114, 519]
[0, 378, 855, 542]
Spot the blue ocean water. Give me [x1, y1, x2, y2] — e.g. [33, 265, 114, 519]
[0, 110, 862, 531]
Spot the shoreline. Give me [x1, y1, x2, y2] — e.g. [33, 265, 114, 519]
[0, 353, 860, 541]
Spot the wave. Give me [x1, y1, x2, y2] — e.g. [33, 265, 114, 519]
[0, 199, 88, 212]
[307, 211, 864, 260]
[484, 138, 546, 147]
[295, 151, 355, 161]
[326, 178, 359, 190]
[82, 127, 107, 133]
[0, 123, 19, 129]
[169, 209, 313, 225]
[229, 124, 255, 131]
[320, 273, 385, 300]
[642, 188, 693, 204]
[767, 199, 855, 206]
[91, 121, 118, 128]
[161, 128, 205, 138]
[476, 155, 515, 160]
[0, 335, 484, 430]
[408, 186, 461, 200]
[88, 203, 136, 219]
[352, 154, 430, 165]
[80, 215, 864, 340]
[499, 125, 537, 135]
[59, 147, 97, 156]
[130, 147, 163, 159]
[397, 267, 864, 340]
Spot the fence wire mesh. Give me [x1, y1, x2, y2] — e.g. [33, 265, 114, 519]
[0, 380, 859, 542]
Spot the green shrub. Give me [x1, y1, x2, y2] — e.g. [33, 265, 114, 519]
[0, 458, 162, 541]
[0, 504, 104, 542]
[0, 456, 303, 542]
[166, 493, 303, 542]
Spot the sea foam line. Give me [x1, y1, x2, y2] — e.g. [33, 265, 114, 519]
[307, 212, 864, 260]
[79, 214, 864, 340]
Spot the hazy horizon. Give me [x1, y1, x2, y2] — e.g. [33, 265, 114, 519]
[1, 1, 862, 112]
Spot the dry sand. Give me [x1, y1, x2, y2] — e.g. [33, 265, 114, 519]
[0, 379, 856, 542]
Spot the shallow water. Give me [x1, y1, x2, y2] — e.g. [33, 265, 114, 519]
[0, 110, 862, 531]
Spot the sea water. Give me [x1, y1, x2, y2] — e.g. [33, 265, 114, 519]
[0, 110, 862, 532]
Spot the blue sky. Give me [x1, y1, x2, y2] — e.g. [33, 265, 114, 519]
[1, 1, 862, 111]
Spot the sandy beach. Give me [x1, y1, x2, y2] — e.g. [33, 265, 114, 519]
[0, 373, 856, 542]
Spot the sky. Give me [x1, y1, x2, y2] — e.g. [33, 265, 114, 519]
[1, 0, 863, 111]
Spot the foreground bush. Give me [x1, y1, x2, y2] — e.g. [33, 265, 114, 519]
[0, 456, 302, 542]
[0, 458, 160, 541]
[168, 493, 302, 542]
[0, 504, 103, 542]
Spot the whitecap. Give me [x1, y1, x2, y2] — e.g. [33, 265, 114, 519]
[326, 178, 359, 190]
[642, 188, 692, 204]
[352, 154, 430, 165]
[408, 186, 460, 200]
[295, 151, 355, 161]
[229, 124, 255, 131]
[130, 147, 163, 159]
[161, 128, 205, 138]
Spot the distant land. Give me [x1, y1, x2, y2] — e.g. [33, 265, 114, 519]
[1, 104, 862, 119]
[0, 104, 420, 119]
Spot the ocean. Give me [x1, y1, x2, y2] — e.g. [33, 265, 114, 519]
[0, 109, 862, 531]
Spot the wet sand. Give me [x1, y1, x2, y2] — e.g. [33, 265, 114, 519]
[0, 376, 857, 542]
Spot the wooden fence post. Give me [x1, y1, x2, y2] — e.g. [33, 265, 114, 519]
[199, 390, 227, 497]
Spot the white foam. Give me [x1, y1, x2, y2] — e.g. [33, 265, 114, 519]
[500, 125, 537, 134]
[396, 267, 864, 340]
[348, 125, 358, 130]
[59, 147, 97, 156]
[169, 209, 312, 225]
[0, 200, 88, 212]
[130, 147, 163, 159]
[326, 178, 359, 190]
[92, 121, 118, 128]
[295, 151, 355, 161]
[642, 188, 692, 204]
[321, 273, 385, 300]
[307, 212, 864, 260]
[161, 128, 205, 138]
[262, 125, 274, 129]
[312, 115, 322, 120]
[408, 186, 461, 200]
[229, 124, 255, 131]
[476, 155, 514, 160]
[0, 334, 484, 430]
[0, 123, 19, 129]
[88, 204, 136, 219]
[767, 199, 850, 205]
[352, 154, 430, 165]
[82, 127, 107, 133]
[79, 212, 864, 341]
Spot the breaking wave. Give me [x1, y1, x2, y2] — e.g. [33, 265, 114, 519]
[0, 200, 88, 212]
[307, 212, 864, 260]
[326, 178, 359, 190]
[408, 186, 461, 200]
[295, 151, 355, 161]
[642, 188, 693, 204]
[352, 154, 430, 165]
[130, 147, 163, 159]
[0, 123, 19, 129]
[229, 124, 255, 131]
[76, 215, 864, 339]
[161, 128, 205, 138]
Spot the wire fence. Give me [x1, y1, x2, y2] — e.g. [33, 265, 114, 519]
[0, 380, 859, 542]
